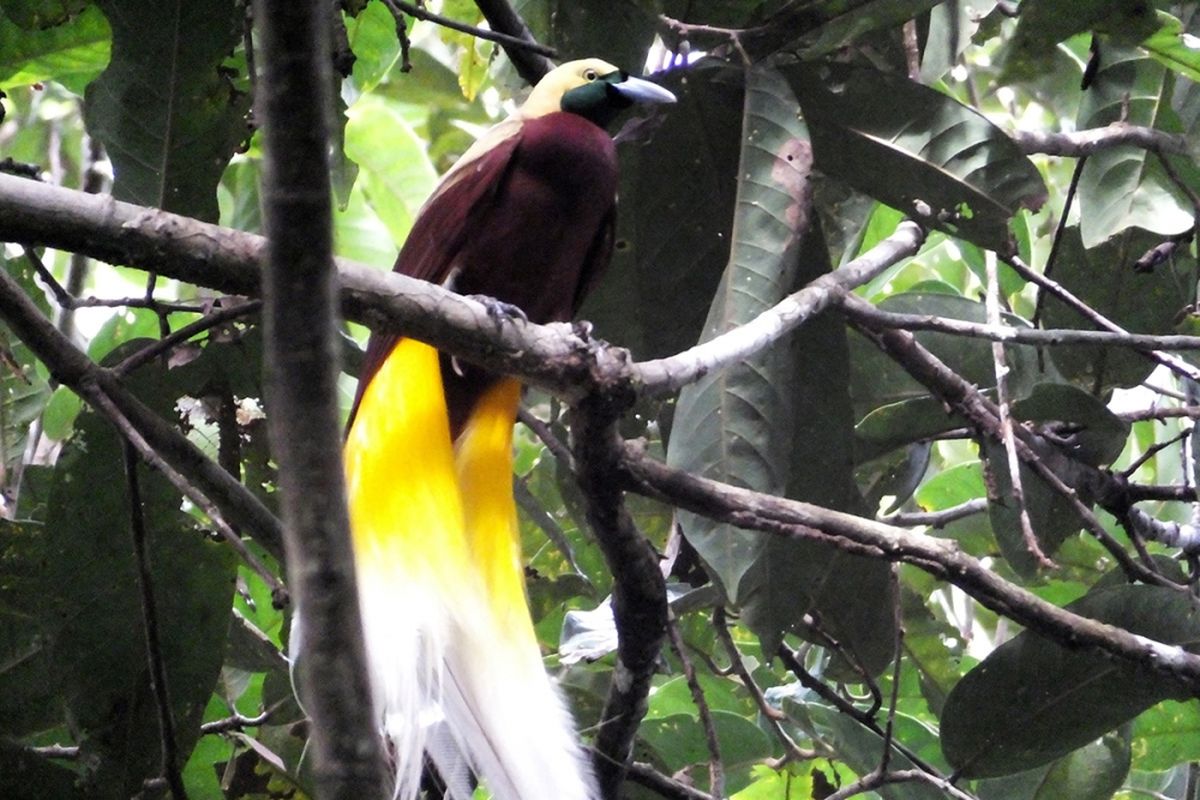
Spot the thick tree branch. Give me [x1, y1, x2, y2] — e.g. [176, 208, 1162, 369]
[0, 172, 616, 401]
[473, 0, 555, 82]
[254, 1, 387, 797]
[571, 388, 667, 798]
[1015, 124, 1190, 157]
[619, 445, 1200, 694]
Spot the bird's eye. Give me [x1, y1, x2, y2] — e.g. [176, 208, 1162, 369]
[584, 69, 598, 81]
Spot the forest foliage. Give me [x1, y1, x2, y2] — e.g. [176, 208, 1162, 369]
[3, 1, 1200, 799]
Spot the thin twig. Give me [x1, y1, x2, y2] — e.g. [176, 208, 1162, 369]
[518, 404, 574, 468]
[878, 570, 903, 774]
[96, 391, 287, 603]
[124, 439, 188, 800]
[1002, 254, 1200, 384]
[881, 498, 988, 528]
[1121, 429, 1190, 478]
[1117, 406, 1200, 423]
[200, 709, 272, 734]
[667, 615, 724, 799]
[625, 761, 714, 800]
[987, 254, 1053, 567]
[1014, 124, 1190, 157]
[712, 608, 814, 763]
[114, 299, 262, 376]
[381, 0, 557, 59]
[850, 303, 1200, 351]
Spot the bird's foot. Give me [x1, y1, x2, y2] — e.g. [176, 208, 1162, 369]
[467, 294, 528, 324]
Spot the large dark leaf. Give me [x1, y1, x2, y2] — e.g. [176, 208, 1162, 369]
[0, 520, 60, 737]
[83, 0, 250, 222]
[941, 583, 1200, 778]
[1076, 45, 1195, 247]
[786, 61, 1047, 254]
[1040, 226, 1196, 391]
[975, 727, 1132, 800]
[583, 60, 742, 359]
[40, 361, 236, 796]
[743, 223, 897, 677]
[669, 64, 812, 603]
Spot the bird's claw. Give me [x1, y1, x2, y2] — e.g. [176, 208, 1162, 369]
[468, 294, 528, 324]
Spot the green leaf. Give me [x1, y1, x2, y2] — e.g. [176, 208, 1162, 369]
[809, 704, 946, 800]
[791, 0, 944, 60]
[919, 1, 1002, 84]
[0, 4, 110, 91]
[1034, 726, 1131, 800]
[41, 385, 82, 441]
[638, 710, 774, 776]
[83, 0, 251, 222]
[584, 60, 742, 359]
[42, 365, 236, 795]
[999, 0, 1158, 82]
[1142, 11, 1200, 81]
[975, 728, 1132, 800]
[343, 95, 439, 247]
[85, 307, 162, 363]
[1076, 46, 1194, 247]
[669, 64, 812, 604]
[1131, 700, 1200, 771]
[347, 0, 403, 94]
[786, 61, 1047, 253]
[1040, 226, 1196, 391]
[941, 583, 1200, 778]
[1011, 383, 1130, 467]
[982, 435, 1083, 578]
[514, 0, 656, 73]
[743, 222, 897, 677]
[0, 520, 62, 737]
[2, 0, 90, 30]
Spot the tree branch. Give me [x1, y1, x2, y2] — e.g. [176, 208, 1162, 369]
[0, 172, 618, 402]
[0, 265, 287, 564]
[634, 221, 926, 395]
[473, 0, 555, 83]
[1015, 124, 1190, 158]
[619, 444, 1200, 694]
[383, 0, 556, 65]
[254, 1, 387, 796]
[124, 440, 188, 800]
[571, 387, 667, 798]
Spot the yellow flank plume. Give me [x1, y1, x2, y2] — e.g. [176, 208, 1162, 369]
[344, 338, 470, 587]
[454, 378, 532, 640]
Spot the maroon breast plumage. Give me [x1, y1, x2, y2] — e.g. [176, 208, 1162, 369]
[352, 110, 619, 437]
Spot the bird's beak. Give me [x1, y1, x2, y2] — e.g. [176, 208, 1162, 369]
[612, 75, 677, 105]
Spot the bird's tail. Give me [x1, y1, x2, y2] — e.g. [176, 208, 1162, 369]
[344, 338, 596, 800]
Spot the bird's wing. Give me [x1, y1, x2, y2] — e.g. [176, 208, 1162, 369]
[348, 126, 525, 427]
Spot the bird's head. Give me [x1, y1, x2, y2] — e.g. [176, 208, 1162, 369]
[519, 58, 676, 128]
